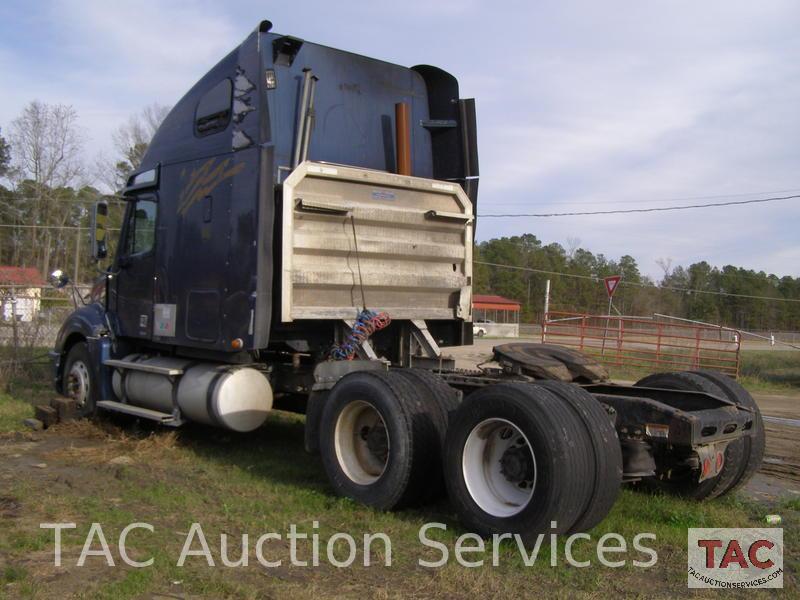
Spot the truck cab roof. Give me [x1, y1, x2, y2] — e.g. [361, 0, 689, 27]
[133, 20, 478, 200]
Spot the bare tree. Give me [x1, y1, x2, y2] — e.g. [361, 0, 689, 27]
[566, 236, 582, 260]
[9, 101, 86, 277]
[10, 101, 84, 188]
[655, 257, 673, 282]
[96, 103, 171, 192]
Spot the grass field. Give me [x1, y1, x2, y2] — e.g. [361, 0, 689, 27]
[0, 352, 797, 598]
[0, 397, 797, 597]
[738, 350, 800, 392]
[605, 349, 800, 393]
[0, 393, 33, 432]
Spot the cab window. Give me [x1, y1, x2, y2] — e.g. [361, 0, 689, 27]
[123, 199, 157, 256]
[195, 78, 232, 136]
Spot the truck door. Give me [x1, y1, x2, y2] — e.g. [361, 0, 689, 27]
[110, 194, 158, 339]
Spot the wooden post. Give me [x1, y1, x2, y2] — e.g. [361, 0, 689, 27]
[542, 279, 550, 343]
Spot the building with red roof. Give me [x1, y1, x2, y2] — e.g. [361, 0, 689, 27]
[473, 294, 521, 322]
[0, 266, 45, 322]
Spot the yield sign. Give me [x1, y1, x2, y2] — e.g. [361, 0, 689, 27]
[604, 275, 621, 298]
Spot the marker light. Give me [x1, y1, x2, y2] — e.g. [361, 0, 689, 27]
[265, 69, 277, 90]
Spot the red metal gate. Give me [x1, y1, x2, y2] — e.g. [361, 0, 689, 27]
[542, 311, 741, 377]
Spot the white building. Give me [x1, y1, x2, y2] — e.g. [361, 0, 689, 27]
[0, 266, 44, 322]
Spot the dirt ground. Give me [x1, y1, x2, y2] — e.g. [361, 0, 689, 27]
[448, 338, 800, 503]
[2, 417, 794, 599]
[0, 341, 796, 597]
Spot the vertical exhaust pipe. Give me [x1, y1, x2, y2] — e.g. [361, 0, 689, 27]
[293, 69, 312, 169]
[395, 102, 411, 176]
[300, 74, 318, 164]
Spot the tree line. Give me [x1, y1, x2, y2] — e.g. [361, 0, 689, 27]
[1, 101, 797, 332]
[0, 101, 168, 283]
[475, 235, 800, 332]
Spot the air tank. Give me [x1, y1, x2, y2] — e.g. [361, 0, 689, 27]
[112, 355, 272, 432]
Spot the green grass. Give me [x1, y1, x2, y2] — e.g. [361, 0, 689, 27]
[0, 392, 34, 432]
[0, 352, 797, 597]
[0, 403, 794, 599]
[738, 350, 800, 393]
[605, 349, 800, 394]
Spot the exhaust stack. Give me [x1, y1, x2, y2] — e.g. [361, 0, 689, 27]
[395, 102, 411, 175]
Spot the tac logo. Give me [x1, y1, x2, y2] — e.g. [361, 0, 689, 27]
[688, 528, 783, 589]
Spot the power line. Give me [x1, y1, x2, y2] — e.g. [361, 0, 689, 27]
[0, 224, 87, 230]
[4, 196, 126, 203]
[475, 261, 800, 303]
[478, 194, 800, 218]
[485, 187, 800, 208]
[0, 224, 120, 231]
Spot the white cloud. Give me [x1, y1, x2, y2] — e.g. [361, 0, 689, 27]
[1, 0, 798, 278]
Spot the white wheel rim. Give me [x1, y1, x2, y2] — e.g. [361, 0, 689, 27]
[462, 418, 536, 517]
[334, 400, 390, 485]
[67, 360, 91, 408]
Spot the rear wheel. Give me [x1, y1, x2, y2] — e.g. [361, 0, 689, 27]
[444, 383, 594, 541]
[392, 369, 461, 502]
[533, 381, 622, 532]
[392, 369, 460, 446]
[62, 342, 97, 418]
[319, 371, 440, 510]
[634, 371, 749, 500]
[690, 370, 765, 493]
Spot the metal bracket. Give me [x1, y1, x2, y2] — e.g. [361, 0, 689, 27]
[410, 320, 441, 359]
[104, 359, 185, 426]
[312, 359, 388, 391]
[421, 119, 457, 129]
[425, 209, 473, 223]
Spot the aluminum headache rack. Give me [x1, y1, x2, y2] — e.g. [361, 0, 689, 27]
[280, 161, 474, 322]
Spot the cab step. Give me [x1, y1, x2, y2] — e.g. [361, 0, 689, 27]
[96, 400, 182, 426]
[103, 359, 184, 377]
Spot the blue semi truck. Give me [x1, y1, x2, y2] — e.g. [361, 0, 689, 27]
[49, 20, 763, 541]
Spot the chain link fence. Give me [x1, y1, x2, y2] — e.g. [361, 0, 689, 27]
[0, 286, 86, 386]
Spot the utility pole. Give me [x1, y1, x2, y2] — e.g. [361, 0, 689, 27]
[527, 278, 532, 308]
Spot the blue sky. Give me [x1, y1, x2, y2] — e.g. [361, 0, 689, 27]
[1, 0, 799, 278]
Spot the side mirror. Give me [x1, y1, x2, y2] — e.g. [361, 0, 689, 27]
[50, 269, 70, 289]
[91, 200, 109, 260]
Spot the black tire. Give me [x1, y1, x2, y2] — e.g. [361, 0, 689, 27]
[634, 371, 747, 500]
[534, 381, 622, 532]
[318, 370, 439, 510]
[304, 390, 328, 455]
[62, 341, 97, 418]
[392, 369, 461, 502]
[690, 370, 765, 494]
[392, 368, 460, 448]
[444, 383, 594, 542]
